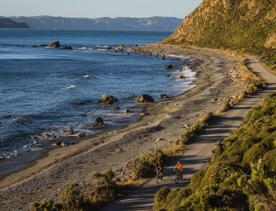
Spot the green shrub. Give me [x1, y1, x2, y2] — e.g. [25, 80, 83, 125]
[261, 149, 276, 178]
[29, 199, 63, 211]
[60, 183, 85, 211]
[127, 150, 168, 179]
[242, 138, 274, 166]
[154, 187, 171, 210]
[88, 169, 117, 207]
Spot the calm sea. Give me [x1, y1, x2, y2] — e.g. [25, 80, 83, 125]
[0, 30, 195, 172]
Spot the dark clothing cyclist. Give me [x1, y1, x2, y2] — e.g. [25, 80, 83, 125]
[155, 160, 164, 183]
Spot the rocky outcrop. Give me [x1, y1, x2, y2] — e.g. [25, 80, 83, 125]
[99, 94, 118, 105]
[32, 41, 73, 50]
[165, 64, 174, 69]
[64, 127, 74, 136]
[135, 94, 155, 103]
[48, 41, 61, 48]
[92, 117, 105, 128]
[160, 94, 169, 99]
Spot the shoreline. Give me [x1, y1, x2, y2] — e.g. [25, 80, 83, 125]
[0, 44, 246, 210]
[0, 51, 196, 179]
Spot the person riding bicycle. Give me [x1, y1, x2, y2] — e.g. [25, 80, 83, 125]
[154, 160, 164, 183]
[175, 160, 184, 180]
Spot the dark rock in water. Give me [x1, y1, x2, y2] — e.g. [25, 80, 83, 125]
[48, 41, 61, 48]
[113, 105, 120, 110]
[33, 42, 71, 49]
[165, 64, 174, 69]
[135, 94, 155, 103]
[179, 75, 185, 79]
[92, 117, 105, 128]
[125, 109, 133, 114]
[33, 44, 47, 48]
[160, 94, 169, 99]
[78, 132, 86, 138]
[99, 94, 118, 105]
[62, 45, 73, 50]
[64, 127, 74, 136]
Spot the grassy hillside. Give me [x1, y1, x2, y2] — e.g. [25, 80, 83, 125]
[154, 93, 276, 210]
[164, 0, 276, 70]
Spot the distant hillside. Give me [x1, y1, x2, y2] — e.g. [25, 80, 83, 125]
[10, 16, 182, 31]
[0, 17, 29, 28]
[164, 0, 276, 69]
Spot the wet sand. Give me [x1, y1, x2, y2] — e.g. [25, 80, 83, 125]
[0, 45, 246, 210]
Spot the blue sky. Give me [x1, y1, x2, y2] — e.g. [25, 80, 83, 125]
[1, 0, 202, 18]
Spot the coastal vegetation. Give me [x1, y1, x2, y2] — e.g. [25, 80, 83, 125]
[29, 169, 119, 211]
[153, 93, 276, 210]
[164, 0, 276, 70]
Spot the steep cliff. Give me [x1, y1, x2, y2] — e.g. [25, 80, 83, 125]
[164, 0, 276, 69]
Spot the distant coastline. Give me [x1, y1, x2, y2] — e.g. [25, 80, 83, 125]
[9, 16, 181, 31]
[0, 17, 29, 28]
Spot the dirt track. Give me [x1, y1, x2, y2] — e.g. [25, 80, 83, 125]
[101, 57, 276, 211]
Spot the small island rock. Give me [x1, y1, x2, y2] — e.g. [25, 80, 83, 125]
[99, 94, 118, 105]
[135, 94, 155, 103]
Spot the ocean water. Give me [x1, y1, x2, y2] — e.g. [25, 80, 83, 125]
[0, 30, 195, 166]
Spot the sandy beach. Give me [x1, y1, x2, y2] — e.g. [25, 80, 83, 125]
[0, 45, 246, 210]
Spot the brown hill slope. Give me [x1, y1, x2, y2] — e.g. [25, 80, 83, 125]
[164, 0, 276, 70]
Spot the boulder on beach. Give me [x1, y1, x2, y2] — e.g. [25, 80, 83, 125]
[160, 94, 169, 99]
[99, 94, 118, 105]
[64, 127, 74, 136]
[47, 41, 61, 48]
[78, 132, 87, 138]
[92, 117, 105, 128]
[135, 94, 155, 103]
[40, 132, 51, 141]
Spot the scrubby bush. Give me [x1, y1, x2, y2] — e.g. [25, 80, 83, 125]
[29, 170, 120, 211]
[29, 199, 63, 211]
[127, 150, 168, 179]
[88, 169, 118, 207]
[60, 183, 85, 211]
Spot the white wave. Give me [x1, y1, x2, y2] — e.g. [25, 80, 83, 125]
[78, 47, 88, 50]
[83, 74, 90, 79]
[66, 85, 76, 90]
[165, 54, 189, 60]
